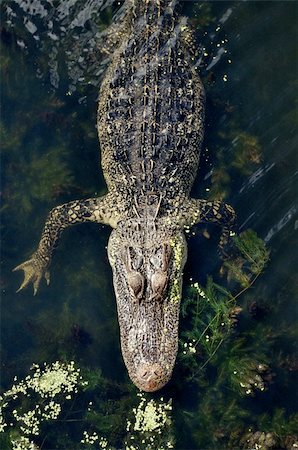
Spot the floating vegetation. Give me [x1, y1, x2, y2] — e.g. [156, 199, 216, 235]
[174, 228, 298, 449]
[0, 361, 87, 449]
[124, 394, 174, 450]
[236, 410, 298, 450]
[0, 365, 175, 450]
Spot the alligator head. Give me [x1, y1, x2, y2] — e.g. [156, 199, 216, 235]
[108, 218, 187, 391]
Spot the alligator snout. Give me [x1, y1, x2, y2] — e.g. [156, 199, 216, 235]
[135, 363, 166, 392]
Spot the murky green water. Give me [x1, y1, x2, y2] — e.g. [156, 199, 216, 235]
[1, 1, 297, 449]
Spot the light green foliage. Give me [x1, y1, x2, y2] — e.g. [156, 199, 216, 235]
[219, 352, 272, 396]
[80, 376, 175, 449]
[180, 278, 236, 380]
[124, 394, 175, 450]
[169, 236, 185, 304]
[3, 228, 272, 450]
[232, 230, 270, 275]
[0, 365, 176, 450]
[175, 230, 298, 449]
[0, 361, 87, 448]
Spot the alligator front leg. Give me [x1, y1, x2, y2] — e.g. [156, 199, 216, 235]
[13, 195, 116, 295]
[184, 199, 236, 257]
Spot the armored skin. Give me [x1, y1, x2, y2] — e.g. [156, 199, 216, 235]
[14, 0, 236, 392]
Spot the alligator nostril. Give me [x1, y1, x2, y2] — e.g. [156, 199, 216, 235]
[135, 363, 166, 392]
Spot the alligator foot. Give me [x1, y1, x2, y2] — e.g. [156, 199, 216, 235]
[13, 256, 50, 295]
[183, 198, 237, 259]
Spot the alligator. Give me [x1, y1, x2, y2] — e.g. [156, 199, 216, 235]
[14, 0, 236, 392]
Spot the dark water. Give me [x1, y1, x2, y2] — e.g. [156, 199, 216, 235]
[1, 1, 297, 449]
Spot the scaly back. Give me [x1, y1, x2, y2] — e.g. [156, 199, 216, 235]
[97, 0, 205, 204]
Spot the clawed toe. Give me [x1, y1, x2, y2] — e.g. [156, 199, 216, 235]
[13, 258, 49, 295]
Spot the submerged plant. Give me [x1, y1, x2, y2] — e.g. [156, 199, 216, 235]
[237, 419, 298, 450]
[206, 124, 263, 201]
[179, 229, 270, 382]
[175, 229, 298, 449]
[0, 231, 271, 450]
[224, 230, 270, 286]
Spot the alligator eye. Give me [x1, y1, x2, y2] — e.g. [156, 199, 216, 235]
[127, 271, 145, 302]
[150, 255, 161, 269]
[133, 255, 143, 270]
[150, 244, 171, 270]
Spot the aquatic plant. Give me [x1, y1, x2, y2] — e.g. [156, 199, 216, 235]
[223, 229, 270, 287]
[78, 393, 175, 450]
[174, 225, 298, 449]
[236, 412, 298, 450]
[206, 126, 262, 201]
[124, 394, 174, 450]
[0, 362, 176, 450]
[179, 230, 270, 382]
[0, 361, 87, 449]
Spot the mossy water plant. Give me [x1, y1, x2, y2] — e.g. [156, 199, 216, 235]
[0, 365, 175, 450]
[0, 361, 88, 449]
[206, 127, 262, 201]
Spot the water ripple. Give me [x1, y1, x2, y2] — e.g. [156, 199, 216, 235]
[264, 205, 297, 243]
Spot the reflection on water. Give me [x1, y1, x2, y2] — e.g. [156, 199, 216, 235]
[1, 1, 297, 449]
[3, 0, 129, 93]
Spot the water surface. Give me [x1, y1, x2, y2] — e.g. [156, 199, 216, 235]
[1, 1, 297, 449]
